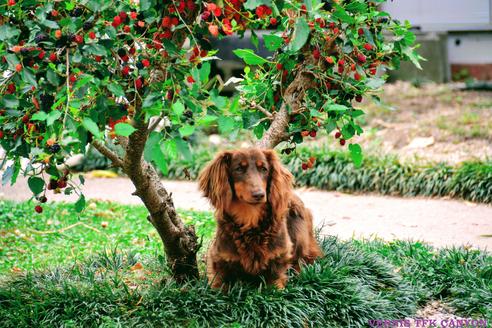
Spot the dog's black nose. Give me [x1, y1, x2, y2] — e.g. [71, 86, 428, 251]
[252, 190, 265, 200]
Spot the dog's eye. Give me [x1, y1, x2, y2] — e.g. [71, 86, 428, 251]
[235, 166, 245, 173]
[259, 166, 268, 173]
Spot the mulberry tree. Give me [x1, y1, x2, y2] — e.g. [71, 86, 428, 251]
[0, 0, 419, 280]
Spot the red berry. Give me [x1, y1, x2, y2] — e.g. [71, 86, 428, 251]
[363, 43, 372, 51]
[95, 55, 102, 62]
[69, 74, 76, 83]
[357, 54, 366, 63]
[135, 77, 143, 89]
[334, 131, 341, 139]
[57, 180, 67, 189]
[208, 24, 219, 37]
[38, 196, 47, 203]
[0, 130, 4, 139]
[55, 30, 62, 39]
[123, 25, 131, 33]
[276, 63, 283, 70]
[119, 11, 128, 20]
[355, 95, 363, 102]
[329, 22, 335, 28]
[38, 51, 46, 60]
[35, 205, 43, 213]
[88, 31, 96, 39]
[162, 16, 171, 28]
[333, 27, 339, 34]
[301, 163, 308, 170]
[313, 48, 320, 60]
[309, 130, 317, 138]
[338, 59, 345, 66]
[300, 4, 307, 12]
[74, 34, 83, 44]
[112, 15, 122, 28]
[51, 9, 58, 17]
[358, 28, 364, 35]
[354, 72, 361, 81]
[49, 53, 57, 62]
[22, 114, 29, 123]
[15, 63, 22, 72]
[130, 12, 138, 20]
[270, 17, 277, 26]
[122, 66, 130, 76]
[369, 68, 377, 75]
[309, 156, 316, 163]
[338, 65, 344, 74]
[142, 59, 150, 67]
[301, 130, 309, 137]
[187, 76, 195, 83]
[8, 0, 15, 6]
[325, 57, 334, 64]
[339, 139, 346, 146]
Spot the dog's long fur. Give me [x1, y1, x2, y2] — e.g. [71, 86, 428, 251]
[199, 148, 322, 288]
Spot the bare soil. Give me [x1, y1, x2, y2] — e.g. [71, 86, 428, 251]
[324, 82, 492, 164]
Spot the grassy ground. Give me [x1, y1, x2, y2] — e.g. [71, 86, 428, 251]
[0, 201, 490, 327]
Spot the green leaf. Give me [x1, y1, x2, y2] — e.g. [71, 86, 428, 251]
[199, 62, 211, 83]
[21, 69, 38, 88]
[2, 95, 19, 109]
[218, 116, 235, 134]
[178, 125, 195, 137]
[342, 124, 355, 139]
[114, 123, 136, 137]
[365, 77, 386, 89]
[288, 17, 310, 52]
[47, 110, 62, 126]
[82, 117, 101, 139]
[243, 0, 271, 10]
[140, 0, 155, 11]
[349, 143, 363, 167]
[151, 143, 168, 175]
[74, 194, 86, 213]
[251, 30, 259, 49]
[403, 47, 424, 70]
[0, 25, 20, 41]
[172, 101, 185, 116]
[46, 69, 60, 86]
[332, 4, 355, 24]
[28, 177, 45, 195]
[107, 83, 125, 97]
[233, 49, 268, 65]
[263, 34, 284, 51]
[142, 92, 162, 108]
[31, 112, 48, 121]
[175, 137, 192, 161]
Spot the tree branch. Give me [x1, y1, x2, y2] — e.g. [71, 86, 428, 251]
[91, 140, 124, 167]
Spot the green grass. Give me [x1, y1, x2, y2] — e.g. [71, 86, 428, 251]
[0, 201, 490, 327]
[0, 200, 214, 275]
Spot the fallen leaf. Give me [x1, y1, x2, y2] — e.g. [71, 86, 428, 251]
[130, 262, 144, 271]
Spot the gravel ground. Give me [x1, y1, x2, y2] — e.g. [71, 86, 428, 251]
[1, 176, 491, 250]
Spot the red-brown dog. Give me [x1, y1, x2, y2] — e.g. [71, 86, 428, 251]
[198, 148, 322, 289]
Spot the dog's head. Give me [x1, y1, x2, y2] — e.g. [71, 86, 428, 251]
[198, 148, 293, 217]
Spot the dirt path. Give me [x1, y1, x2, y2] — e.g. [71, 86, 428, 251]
[1, 177, 491, 250]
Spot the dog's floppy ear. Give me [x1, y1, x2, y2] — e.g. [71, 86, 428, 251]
[263, 149, 293, 219]
[198, 151, 232, 210]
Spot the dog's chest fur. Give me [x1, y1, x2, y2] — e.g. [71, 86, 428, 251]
[216, 209, 292, 274]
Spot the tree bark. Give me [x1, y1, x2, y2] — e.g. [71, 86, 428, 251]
[257, 70, 316, 149]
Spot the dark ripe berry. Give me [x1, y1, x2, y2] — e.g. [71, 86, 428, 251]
[309, 130, 317, 138]
[34, 33, 48, 44]
[136, 61, 144, 69]
[313, 48, 320, 60]
[35, 205, 43, 213]
[48, 179, 58, 190]
[117, 48, 126, 57]
[83, 21, 94, 31]
[22, 114, 29, 124]
[358, 28, 364, 35]
[184, 110, 193, 118]
[57, 180, 67, 189]
[378, 17, 389, 24]
[38, 196, 47, 203]
[339, 139, 346, 146]
[71, 7, 83, 17]
[284, 148, 291, 155]
[355, 95, 363, 102]
[166, 90, 174, 100]
[334, 131, 341, 139]
[301, 163, 308, 170]
[49, 144, 61, 153]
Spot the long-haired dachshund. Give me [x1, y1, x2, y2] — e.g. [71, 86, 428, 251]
[198, 148, 322, 289]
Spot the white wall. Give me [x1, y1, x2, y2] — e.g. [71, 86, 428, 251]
[381, 0, 492, 32]
[447, 33, 492, 64]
